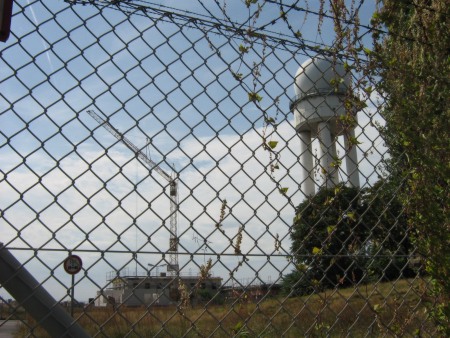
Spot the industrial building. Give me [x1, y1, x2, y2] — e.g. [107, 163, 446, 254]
[95, 273, 222, 307]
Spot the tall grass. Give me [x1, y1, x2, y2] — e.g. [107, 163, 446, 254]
[15, 279, 435, 337]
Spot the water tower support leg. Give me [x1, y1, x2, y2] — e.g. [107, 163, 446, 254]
[317, 122, 339, 188]
[344, 128, 360, 188]
[299, 131, 315, 196]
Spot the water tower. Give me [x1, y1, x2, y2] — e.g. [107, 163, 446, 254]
[290, 55, 360, 196]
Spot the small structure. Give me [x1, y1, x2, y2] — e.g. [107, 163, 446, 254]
[222, 282, 281, 303]
[290, 56, 360, 196]
[95, 272, 222, 307]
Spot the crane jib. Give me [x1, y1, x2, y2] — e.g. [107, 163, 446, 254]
[86, 109, 180, 274]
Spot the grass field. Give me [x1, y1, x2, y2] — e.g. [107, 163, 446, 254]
[15, 278, 436, 337]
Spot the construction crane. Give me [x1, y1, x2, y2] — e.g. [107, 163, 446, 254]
[86, 110, 179, 274]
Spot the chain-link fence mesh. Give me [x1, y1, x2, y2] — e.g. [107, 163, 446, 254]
[0, 1, 437, 337]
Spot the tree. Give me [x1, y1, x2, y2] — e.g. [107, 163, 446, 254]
[290, 185, 367, 290]
[362, 179, 416, 281]
[372, 0, 450, 333]
[283, 182, 414, 296]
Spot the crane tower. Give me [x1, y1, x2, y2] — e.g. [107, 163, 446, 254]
[87, 110, 179, 274]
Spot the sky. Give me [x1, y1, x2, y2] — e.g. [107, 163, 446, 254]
[0, 0, 382, 302]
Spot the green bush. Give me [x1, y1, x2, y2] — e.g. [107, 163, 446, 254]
[284, 182, 415, 295]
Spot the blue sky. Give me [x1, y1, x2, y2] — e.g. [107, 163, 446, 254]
[0, 0, 382, 302]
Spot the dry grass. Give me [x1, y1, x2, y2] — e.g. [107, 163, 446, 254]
[15, 278, 436, 337]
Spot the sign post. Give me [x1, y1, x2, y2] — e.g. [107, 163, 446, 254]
[63, 255, 82, 317]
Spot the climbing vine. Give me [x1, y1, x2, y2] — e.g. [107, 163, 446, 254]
[371, 1, 450, 333]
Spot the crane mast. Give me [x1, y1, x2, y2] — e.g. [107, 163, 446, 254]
[87, 110, 179, 274]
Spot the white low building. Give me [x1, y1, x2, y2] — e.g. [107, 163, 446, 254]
[95, 273, 222, 307]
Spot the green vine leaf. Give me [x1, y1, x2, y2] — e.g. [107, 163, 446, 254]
[343, 62, 354, 71]
[279, 187, 288, 195]
[348, 136, 361, 146]
[232, 72, 243, 81]
[363, 47, 372, 55]
[312, 247, 322, 255]
[330, 77, 344, 87]
[346, 211, 356, 222]
[295, 263, 307, 272]
[330, 158, 342, 168]
[248, 92, 263, 103]
[245, 0, 257, 8]
[239, 44, 249, 53]
[265, 117, 276, 124]
[267, 140, 278, 149]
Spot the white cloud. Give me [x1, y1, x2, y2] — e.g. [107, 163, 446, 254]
[1, 101, 386, 302]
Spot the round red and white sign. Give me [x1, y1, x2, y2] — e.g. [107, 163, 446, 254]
[63, 255, 82, 275]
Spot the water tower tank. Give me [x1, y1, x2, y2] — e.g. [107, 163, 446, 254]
[291, 56, 350, 137]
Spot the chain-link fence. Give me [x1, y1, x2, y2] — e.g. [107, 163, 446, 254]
[0, 1, 437, 337]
